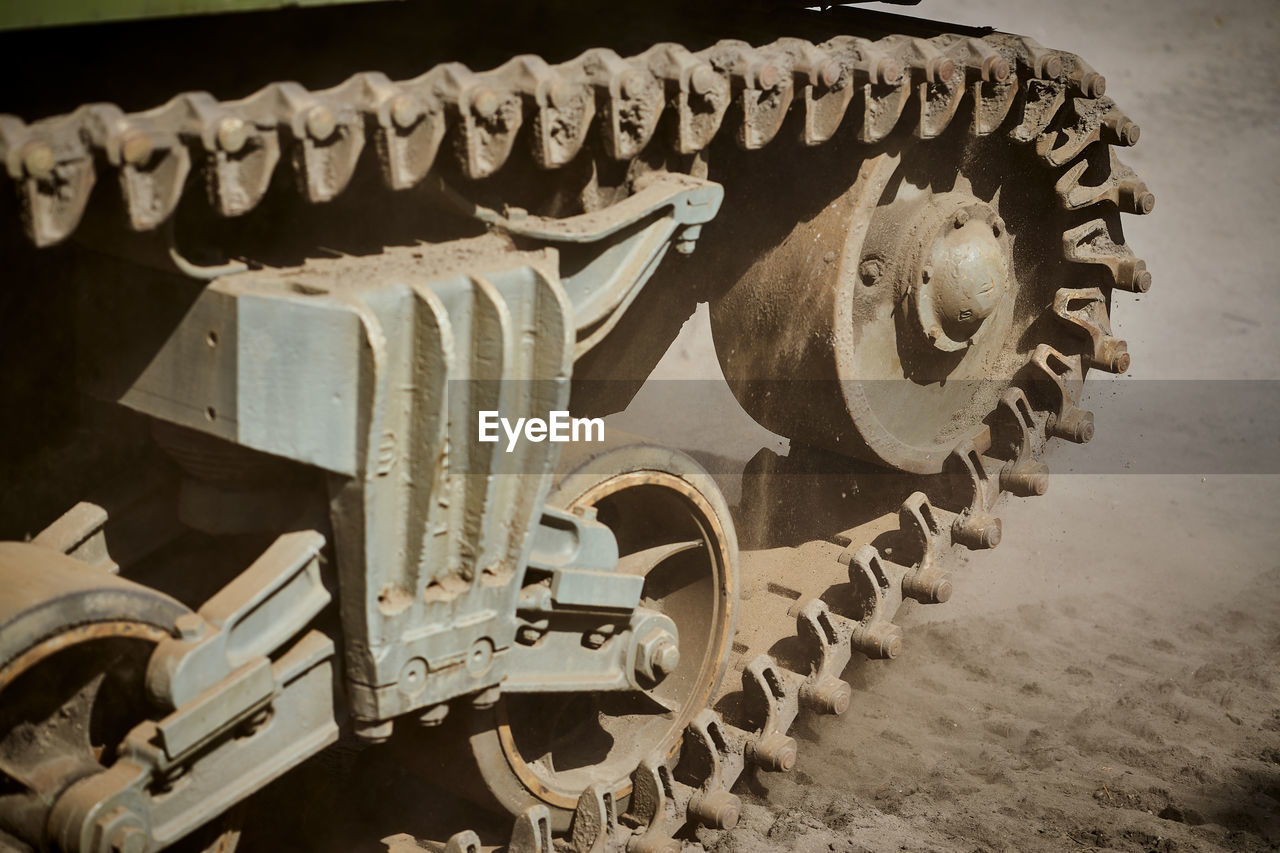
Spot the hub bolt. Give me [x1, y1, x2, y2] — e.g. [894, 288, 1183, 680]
[635, 627, 680, 682]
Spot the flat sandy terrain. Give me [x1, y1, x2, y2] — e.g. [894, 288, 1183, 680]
[632, 1, 1280, 850]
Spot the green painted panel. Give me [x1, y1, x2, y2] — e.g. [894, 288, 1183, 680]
[0, 0, 398, 31]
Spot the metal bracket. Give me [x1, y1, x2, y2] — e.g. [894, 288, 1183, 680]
[47, 631, 338, 853]
[441, 172, 723, 357]
[145, 530, 331, 709]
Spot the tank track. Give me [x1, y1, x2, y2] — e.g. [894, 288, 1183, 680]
[0, 20, 1153, 853]
[371, 31, 1146, 853]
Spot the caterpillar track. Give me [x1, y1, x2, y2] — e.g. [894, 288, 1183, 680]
[0, 5, 1152, 853]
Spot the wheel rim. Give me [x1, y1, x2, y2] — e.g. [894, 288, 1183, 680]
[711, 127, 1076, 474]
[0, 621, 169, 846]
[497, 471, 733, 808]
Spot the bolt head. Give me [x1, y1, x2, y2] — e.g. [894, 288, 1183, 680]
[858, 257, 882, 282]
[690, 65, 720, 96]
[1040, 54, 1064, 80]
[110, 826, 146, 853]
[651, 638, 681, 677]
[755, 63, 781, 91]
[933, 57, 956, 82]
[817, 58, 841, 88]
[216, 117, 249, 154]
[174, 612, 207, 641]
[120, 130, 153, 166]
[876, 58, 902, 85]
[952, 209, 970, 229]
[986, 56, 1011, 82]
[20, 141, 55, 179]
[305, 105, 337, 142]
[471, 87, 500, 120]
[390, 94, 421, 130]
[621, 70, 648, 100]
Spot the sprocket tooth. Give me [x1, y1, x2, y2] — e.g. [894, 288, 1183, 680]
[993, 388, 1050, 497]
[742, 656, 802, 772]
[1056, 147, 1155, 214]
[705, 40, 795, 151]
[1008, 77, 1067, 143]
[946, 435, 1003, 551]
[509, 805, 553, 853]
[1062, 218, 1153, 293]
[578, 49, 664, 161]
[495, 55, 595, 169]
[897, 492, 955, 603]
[273, 81, 367, 204]
[933, 35, 1018, 136]
[1052, 287, 1131, 373]
[1, 114, 97, 247]
[1036, 96, 1140, 167]
[187, 90, 282, 218]
[682, 710, 746, 831]
[368, 78, 447, 191]
[796, 599, 854, 715]
[824, 36, 908, 143]
[894, 36, 965, 138]
[840, 545, 905, 660]
[626, 761, 687, 853]
[84, 101, 191, 232]
[1030, 344, 1095, 443]
[776, 38, 851, 146]
[434, 63, 524, 180]
[644, 43, 731, 155]
[571, 784, 621, 853]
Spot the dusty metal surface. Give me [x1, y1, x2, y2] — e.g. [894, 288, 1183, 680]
[0, 6, 1152, 852]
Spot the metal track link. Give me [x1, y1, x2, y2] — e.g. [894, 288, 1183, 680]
[0, 20, 1152, 853]
[409, 24, 1152, 853]
[3, 32, 1141, 249]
